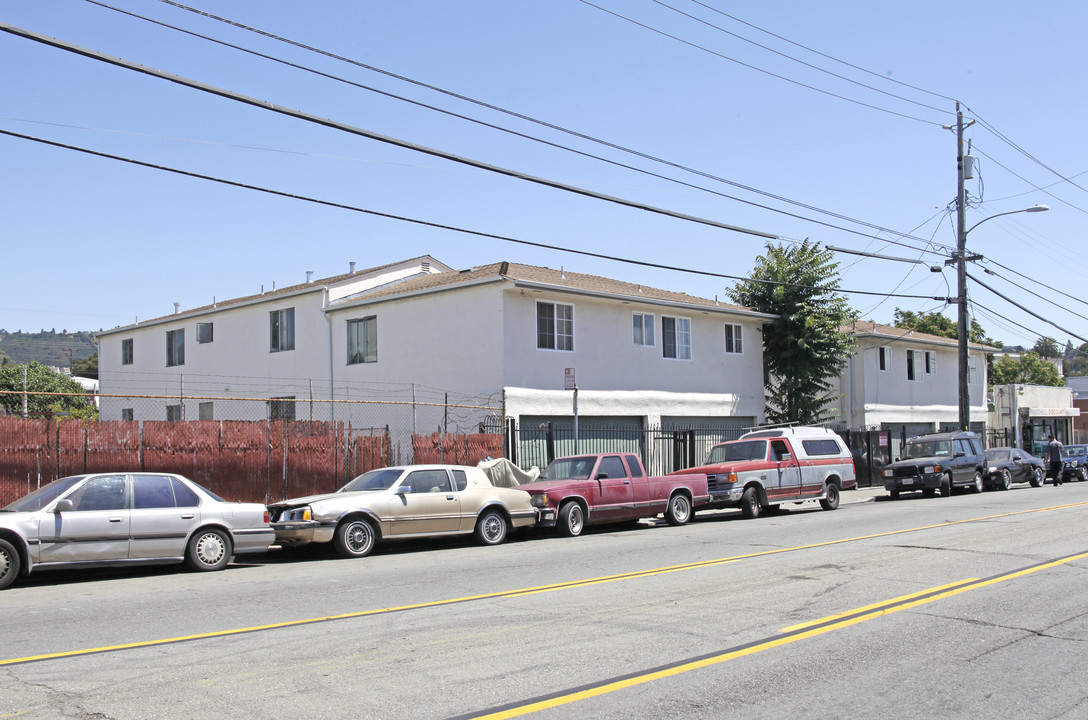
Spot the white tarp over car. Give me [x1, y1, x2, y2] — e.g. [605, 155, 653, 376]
[477, 457, 540, 488]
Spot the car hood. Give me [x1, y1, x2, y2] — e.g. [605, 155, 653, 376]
[887, 455, 951, 468]
[268, 490, 383, 509]
[516, 478, 596, 493]
[676, 460, 768, 475]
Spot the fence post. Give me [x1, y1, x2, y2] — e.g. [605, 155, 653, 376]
[545, 422, 555, 465]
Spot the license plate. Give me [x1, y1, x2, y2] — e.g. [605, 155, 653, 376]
[901, 478, 914, 485]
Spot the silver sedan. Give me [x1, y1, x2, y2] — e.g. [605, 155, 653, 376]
[0, 472, 275, 590]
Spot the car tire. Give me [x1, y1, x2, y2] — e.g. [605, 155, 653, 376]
[819, 483, 840, 511]
[475, 510, 508, 546]
[333, 518, 376, 558]
[972, 470, 984, 493]
[185, 528, 232, 572]
[1030, 467, 1044, 487]
[1079, 469, 1086, 482]
[664, 493, 693, 526]
[557, 501, 585, 537]
[740, 486, 761, 519]
[0, 538, 20, 591]
[1000, 469, 1013, 491]
[940, 474, 953, 497]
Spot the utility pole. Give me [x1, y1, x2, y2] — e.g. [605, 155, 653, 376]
[955, 102, 970, 432]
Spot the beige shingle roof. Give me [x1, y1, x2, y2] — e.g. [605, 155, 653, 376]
[844, 320, 996, 351]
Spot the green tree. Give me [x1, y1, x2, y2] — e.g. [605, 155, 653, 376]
[0, 362, 96, 419]
[990, 352, 1065, 387]
[71, 351, 98, 379]
[728, 241, 857, 425]
[1032, 337, 1059, 359]
[893, 309, 999, 346]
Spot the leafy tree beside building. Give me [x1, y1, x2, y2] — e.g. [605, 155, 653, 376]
[728, 240, 857, 425]
[0, 362, 97, 419]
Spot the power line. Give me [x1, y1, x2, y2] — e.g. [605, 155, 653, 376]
[0, 126, 949, 304]
[87, 0, 948, 251]
[578, 0, 947, 126]
[967, 271, 1088, 345]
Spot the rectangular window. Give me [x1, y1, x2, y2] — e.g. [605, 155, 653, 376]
[347, 316, 377, 364]
[197, 322, 214, 344]
[121, 408, 134, 421]
[662, 316, 692, 360]
[269, 396, 296, 421]
[633, 313, 655, 347]
[121, 338, 134, 365]
[537, 301, 573, 351]
[878, 346, 890, 372]
[925, 350, 936, 375]
[907, 350, 922, 381]
[166, 329, 185, 367]
[166, 404, 182, 422]
[198, 401, 214, 421]
[270, 308, 295, 352]
[724, 323, 743, 354]
[969, 357, 979, 385]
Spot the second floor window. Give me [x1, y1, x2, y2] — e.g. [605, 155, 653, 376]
[878, 346, 890, 371]
[270, 308, 295, 352]
[166, 329, 184, 367]
[347, 316, 377, 364]
[907, 350, 921, 381]
[633, 313, 655, 347]
[537, 301, 573, 351]
[724, 323, 743, 354]
[925, 350, 937, 375]
[121, 338, 134, 365]
[662, 316, 691, 360]
[197, 322, 214, 344]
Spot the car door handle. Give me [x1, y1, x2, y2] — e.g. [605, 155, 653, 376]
[108, 517, 123, 523]
[180, 514, 195, 519]
[623, 480, 632, 484]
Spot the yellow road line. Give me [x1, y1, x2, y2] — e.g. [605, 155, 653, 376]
[3, 500, 1086, 667]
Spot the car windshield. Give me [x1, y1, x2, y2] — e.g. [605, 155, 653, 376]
[705, 441, 767, 464]
[542, 456, 596, 481]
[903, 439, 953, 459]
[2, 475, 86, 512]
[1062, 446, 1086, 458]
[339, 468, 404, 492]
[985, 450, 1010, 463]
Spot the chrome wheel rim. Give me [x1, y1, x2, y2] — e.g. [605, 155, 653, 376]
[195, 533, 226, 566]
[482, 515, 503, 542]
[671, 496, 690, 522]
[346, 522, 372, 554]
[568, 506, 583, 534]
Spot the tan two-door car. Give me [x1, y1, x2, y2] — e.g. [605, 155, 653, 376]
[267, 465, 539, 558]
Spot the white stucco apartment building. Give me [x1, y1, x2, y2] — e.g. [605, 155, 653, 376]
[96, 257, 774, 438]
[829, 321, 993, 438]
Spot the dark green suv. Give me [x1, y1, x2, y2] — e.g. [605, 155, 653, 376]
[882, 431, 987, 499]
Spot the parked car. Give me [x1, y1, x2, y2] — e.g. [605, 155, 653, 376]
[984, 447, 1045, 489]
[267, 465, 538, 558]
[1061, 444, 1088, 482]
[675, 426, 856, 519]
[520, 453, 709, 536]
[0, 472, 275, 591]
[882, 431, 987, 498]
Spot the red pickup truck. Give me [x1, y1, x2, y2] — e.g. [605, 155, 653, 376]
[519, 453, 710, 536]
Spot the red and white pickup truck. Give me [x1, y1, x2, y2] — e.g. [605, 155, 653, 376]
[674, 426, 856, 519]
[519, 453, 710, 536]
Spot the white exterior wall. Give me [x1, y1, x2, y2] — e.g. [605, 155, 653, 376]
[832, 338, 989, 429]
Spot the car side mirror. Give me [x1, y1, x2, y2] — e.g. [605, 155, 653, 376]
[955, 451, 965, 458]
[596, 472, 610, 480]
[394, 485, 411, 495]
[780, 453, 792, 463]
[53, 499, 73, 513]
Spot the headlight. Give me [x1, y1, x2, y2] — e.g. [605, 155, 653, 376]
[987, 466, 996, 474]
[281, 507, 312, 522]
[529, 494, 549, 508]
[926, 465, 940, 474]
[883, 469, 893, 478]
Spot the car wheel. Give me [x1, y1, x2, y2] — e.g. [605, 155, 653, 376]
[1000, 469, 1013, 491]
[1079, 469, 1086, 482]
[740, 486, 761, 519]
[819, 483, 840, 511]
[557, 501, 585, 537]
[475, 510, 508, 546]
[185, 528, 232, 571]
[972, 470, 984, 494]
[0, 538, 20, 591]
[664, 493, 693, 526]
[334, 518, 376, 558]
[940, 474, 953, 497]
[1031, 467, 1044, 487]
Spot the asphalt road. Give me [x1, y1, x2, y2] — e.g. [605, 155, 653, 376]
[2, 482, 1086, 719]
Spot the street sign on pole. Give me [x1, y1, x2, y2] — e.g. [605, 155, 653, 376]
[564, 368, 576, 391]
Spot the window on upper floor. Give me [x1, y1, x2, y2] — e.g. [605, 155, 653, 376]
[724, 323, 743, 354]
[197, 322, 214, 344]
[969, 356, 979, 385]
[166, 329, 184, 367]
[906, 350, 922, 381]
[925, 350, 937, 375]
[121, 408, 134, 421]
[270, 308, 295, 352]
[633, 313, 655, 347]
[121, 338, 134, 365]
[878, 345, 890, 372]
[537, 301, 574, 351]
[347, 316, 377, 364]
[662, 316, 691, 360]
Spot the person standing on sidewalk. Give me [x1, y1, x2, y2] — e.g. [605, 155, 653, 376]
[1047, 435, 1064, 486]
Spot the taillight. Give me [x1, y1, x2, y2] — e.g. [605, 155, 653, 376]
[263, 510, 271, 524]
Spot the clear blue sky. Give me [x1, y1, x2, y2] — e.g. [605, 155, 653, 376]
[3, 0, 1085, 350]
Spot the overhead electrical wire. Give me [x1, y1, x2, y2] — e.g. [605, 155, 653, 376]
[86, 0, 948, 253]
[970, 145, 1088, 217]
[577, 0, 947, 126]
[967, 271, 1088, 345]
[0, 126, 948, 304]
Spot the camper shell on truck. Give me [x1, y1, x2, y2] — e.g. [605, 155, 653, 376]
[673, 426, 856, 519]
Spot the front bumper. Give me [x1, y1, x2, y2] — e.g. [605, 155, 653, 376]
[884, 473, 941, 492]
[534, 507, 556, 528]
[271, 520, 336, 546]
[707, 486, 744, 508]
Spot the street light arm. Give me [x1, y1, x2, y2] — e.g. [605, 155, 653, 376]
[965, 205, 1049, 235]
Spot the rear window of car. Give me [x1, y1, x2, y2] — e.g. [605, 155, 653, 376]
[801, 439, 843, 456]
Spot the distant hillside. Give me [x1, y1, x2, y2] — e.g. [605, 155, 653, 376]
[0, 330, 97, 368]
